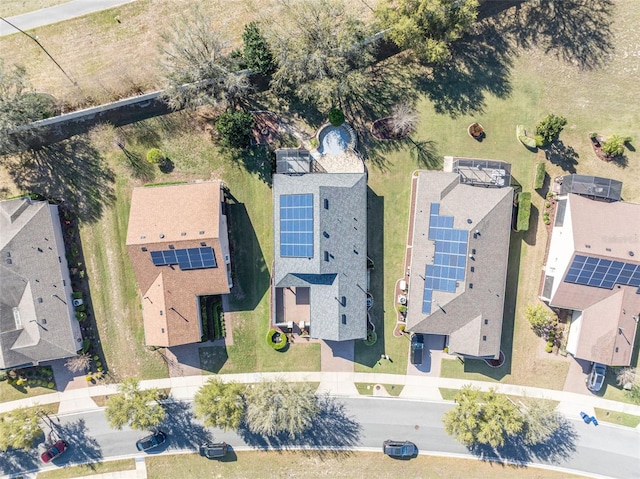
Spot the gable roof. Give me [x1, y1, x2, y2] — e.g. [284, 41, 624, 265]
[272, 172, 367, 341]
[406, 171, 513, 359]
[0, 198, 78, 369]
[546, 193, 640, 366]
[126, 182, 230, 347]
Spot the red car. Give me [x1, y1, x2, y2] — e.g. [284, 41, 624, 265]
[40, 440, 68, 463]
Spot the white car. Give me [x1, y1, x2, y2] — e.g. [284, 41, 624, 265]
[586, 362, 606, 392]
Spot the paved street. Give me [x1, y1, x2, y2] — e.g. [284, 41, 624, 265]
[0, 0, 137, 36]
[2, 398, 638, 479]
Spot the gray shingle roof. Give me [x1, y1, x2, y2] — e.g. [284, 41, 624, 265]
[0, 198, 79, 369]
[273, 172, 367, 341]
[406, 171, 513, 359]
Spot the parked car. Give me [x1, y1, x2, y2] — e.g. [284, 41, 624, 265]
[383, 440, 417, 458]
[136, 431, 166, 452]
[586, 362, 606, 392]
[40, 440, 68, 463]
[72, 298, 84, 307]
[199, 442, 228, 459]
[410, 334, 424, 365]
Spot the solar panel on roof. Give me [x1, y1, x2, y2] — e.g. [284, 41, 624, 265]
[280, 194, 314, 258]
[149, 247, 217, 270]
[422, 203, 469, 314]
[564, 254, 640, 291]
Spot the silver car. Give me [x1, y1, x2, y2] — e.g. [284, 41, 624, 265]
[586, 362, 606, 392]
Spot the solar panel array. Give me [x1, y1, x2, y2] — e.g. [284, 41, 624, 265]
[422, 203, 469, 314]
[564, 254, 640, 291]
[280, 194, 314, 258]
[150, 247, 217, 270]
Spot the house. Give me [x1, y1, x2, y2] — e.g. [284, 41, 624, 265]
[0, 197, 80, 370]
[126, 182, 232, 347]
[541, 176, 639, 366]
[405, 159, 513, 359]
[271, 149, 367, 341]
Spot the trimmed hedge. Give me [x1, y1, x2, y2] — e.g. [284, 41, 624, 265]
[267, 329, 288, 350]
[517, 125, 537, 149]
[328, 108, 345, 126]
[533, 162, 545, 189]
[516, 192, 532, 232]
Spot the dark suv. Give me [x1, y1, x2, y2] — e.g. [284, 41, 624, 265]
[383, 440, 417, 458]
[199, 442, 228, 459]
[410, 334, 424, 365]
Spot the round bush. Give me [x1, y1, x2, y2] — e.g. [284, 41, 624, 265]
[363, 330, 377, 346]
[267, 329, 288, 350]
[146, 148, 165, 164]
[47, 381, 55, 388]
[328, 108, 345, 126]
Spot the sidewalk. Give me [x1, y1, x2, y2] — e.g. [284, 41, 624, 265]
[1, 0, 137, 37]
[3, 371, 640, 422]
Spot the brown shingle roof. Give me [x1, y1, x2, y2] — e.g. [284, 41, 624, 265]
[126, 182, 230, 347]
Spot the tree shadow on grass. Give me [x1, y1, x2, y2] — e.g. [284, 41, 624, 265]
[227, 145, 273, 186]
[503, 0, 615, 71]
[57, 418, 103, 466]
[415, 20, 514, 118]
[237, 395, 360, 457]
[470, 416, 578, 465]
[9, 137, 115, 223]
[544, 141, 579, 173]
[119, 147, 156, 181]
[160, 400, 212, 450]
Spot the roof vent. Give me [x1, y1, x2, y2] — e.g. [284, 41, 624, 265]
[6, 258, 11, 265]
[467, 219, 473, 224]
[140, 235, 146, 239]
[159, 233, 165, 239]
[629, 251, 635, 257]
[199, 230, 205, 235]
[181, 232, 187, 236]
[585, 244, 591, 248]
[606, 248, 611, 252]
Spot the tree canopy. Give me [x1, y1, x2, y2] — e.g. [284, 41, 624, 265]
[244, 380, 320, 438]
[159, 7, 250, 110]
[0, 61, 57, 155]
[443, 385, 524, 448]
[194, 378, 244, 431]
[520, 399, 562, 445]
[0, 408, 42, 451]
[264, 0, 377, 108]
[377, 0, 479, 64]
[105, 378, 166, 431]
[525, 303, 553, 337]
[242, 22, 275, 75]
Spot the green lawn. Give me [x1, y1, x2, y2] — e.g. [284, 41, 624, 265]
[36, 459, 135, 479]
[0, 382, 57, 403]
[593, 408, 640, 428]
[355, 383, 404, 396]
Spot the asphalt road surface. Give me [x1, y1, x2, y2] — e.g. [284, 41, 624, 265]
[1, 397, 638, 478]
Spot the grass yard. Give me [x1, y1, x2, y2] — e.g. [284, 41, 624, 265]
[35, 459, 135, 479]
[0, 382, 57, 403]
[146, 451, 585, 479]
[355, 383, 404, 396]
[593, 408, 640, 428]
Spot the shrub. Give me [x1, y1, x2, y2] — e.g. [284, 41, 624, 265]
[310, 138, 319, 148]
[216, 111, 255, 149]
[601, 134, 627, 157]
[545, 344, 553, 353]
[534, 135, 544, 148]
[72, 291, 83, 299]
[266, 329, 288, 350]
[146, 148, 165, 164]
[517, 124, 537, 149]
[534, 162, 545, 189]
[535, 114, 567, 146]
[545, 201, 551, 208]
[81, 339, 91, 354]
[516, 192, 531, 232]
[525, 304, 552, 336]
[75, 311, 87, 321]
[328, 108, 345, 126]
[589, 132, 598, 140]
[47, 381, 54, 388]
[397, 304, 407, 314]
[363, 329, 377, 346]
[399, 324, 406, 333]
[71, 243, 79, 257]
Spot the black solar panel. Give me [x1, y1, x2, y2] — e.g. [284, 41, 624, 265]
[150, 247, 217, 270]
[564, 254, 640, 291]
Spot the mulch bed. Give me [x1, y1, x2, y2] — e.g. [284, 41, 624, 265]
[591, 135, 616, 162]
[251, 111, 280, 146]
[371, 117, 405, 141]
